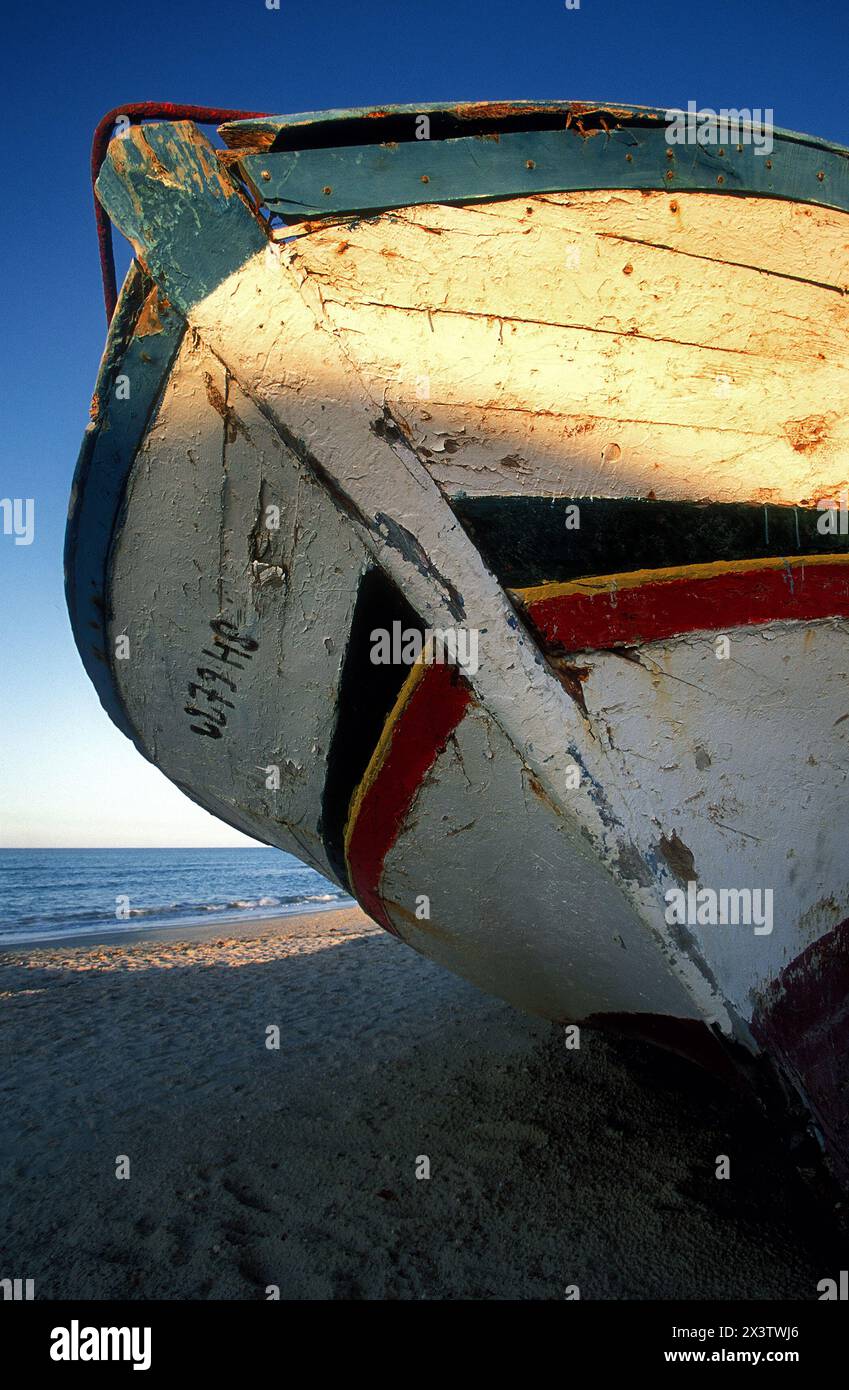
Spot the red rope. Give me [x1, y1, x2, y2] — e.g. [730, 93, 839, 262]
[92, 104, 271, 323]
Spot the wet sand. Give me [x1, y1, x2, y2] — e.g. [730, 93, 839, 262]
[0, 906, 842, 1299]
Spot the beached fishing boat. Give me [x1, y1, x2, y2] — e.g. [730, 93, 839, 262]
[67, 100, 849, 1180]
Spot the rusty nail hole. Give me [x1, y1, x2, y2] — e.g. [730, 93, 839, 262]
[420, 174, 429, 183]
[666, 148, 674, 158]
[817, 171, 825, 181]
[718, 147, 725, 156]
[737, 143, 743, 152]
[765, 159, 772, 169]
[665, 170, 674, 180]
[622, 263, 633, 275]
[625, 153, 633, 162]
[716, 174, 725, 184]
[322, 185, 332, 196]
[669, 199, 679, 213]
[526, 159, 536, 169]
[260, 170, 271, 182]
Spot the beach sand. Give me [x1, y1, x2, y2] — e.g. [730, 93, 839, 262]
[0, 906, 842, 1300]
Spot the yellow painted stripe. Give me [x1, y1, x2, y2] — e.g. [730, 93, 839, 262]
[510, 551, 849, 607]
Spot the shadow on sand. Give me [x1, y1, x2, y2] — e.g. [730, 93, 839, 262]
[1, 928, 843, 1299]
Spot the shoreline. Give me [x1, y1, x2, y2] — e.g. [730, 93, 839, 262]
[0, 898, 357, 954]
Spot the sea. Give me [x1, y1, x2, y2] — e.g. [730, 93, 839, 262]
[0, 848, 353, 946]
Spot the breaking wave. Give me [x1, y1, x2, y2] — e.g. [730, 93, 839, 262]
[0, 849, 354, 945]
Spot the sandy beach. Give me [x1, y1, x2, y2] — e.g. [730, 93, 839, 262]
[0, 906, 843, 1300]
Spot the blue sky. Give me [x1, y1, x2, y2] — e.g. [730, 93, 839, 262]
[1, 0, 845, 846]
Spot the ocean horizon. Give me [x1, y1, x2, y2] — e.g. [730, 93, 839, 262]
[0, 847, 353, 945]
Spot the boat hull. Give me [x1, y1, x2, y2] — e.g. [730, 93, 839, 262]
[67, 102, 849, 1182]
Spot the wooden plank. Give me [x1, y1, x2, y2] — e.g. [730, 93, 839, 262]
[277, 190, 849, 505]
[237, 123, 849, 221]
[293, 189, 849, 306]
[219, 98, 847, 159]
[96, 122, 267, 313]
[321, 293, 849, 432]
[529, 188, 849, 289]
[286, 194, 849, 353]
[218, 99, 663, 150]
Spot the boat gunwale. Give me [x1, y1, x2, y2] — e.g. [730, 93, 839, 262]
[218, 99, 849, 162]
[217, 103, 849, 223]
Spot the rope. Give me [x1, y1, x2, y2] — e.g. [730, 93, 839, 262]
[92, 104, 271, 323]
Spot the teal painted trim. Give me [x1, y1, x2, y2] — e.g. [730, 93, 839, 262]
[220, 99, 654, 142]
[95, 123, 268, 313]
[240, 122, 849, 221]
[222, 99, 849, 159]
[64, 263, 184, 750]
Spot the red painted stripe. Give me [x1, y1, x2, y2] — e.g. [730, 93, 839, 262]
[526, 561, 849, 650]
[347, 558, 849, 934]
[346, 662, 471, 932]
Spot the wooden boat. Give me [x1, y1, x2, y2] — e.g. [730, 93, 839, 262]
[67, 101, 849, 1181]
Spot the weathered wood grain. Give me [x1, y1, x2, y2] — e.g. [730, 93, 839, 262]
[108, 327, 371, 877]
[280, 190, 849, 505]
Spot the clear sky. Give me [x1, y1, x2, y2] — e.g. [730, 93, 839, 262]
[1, 0, 846, 846]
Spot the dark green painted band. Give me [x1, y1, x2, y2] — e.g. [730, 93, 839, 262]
[452, 495, 849, 589]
